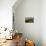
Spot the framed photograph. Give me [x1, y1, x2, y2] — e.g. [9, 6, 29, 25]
[25, 17, 34, 23]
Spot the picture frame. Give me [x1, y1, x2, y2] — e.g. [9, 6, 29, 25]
[25, 17, 34, 23]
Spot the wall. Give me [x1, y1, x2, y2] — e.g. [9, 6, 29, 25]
[41, 0, 46, 46]
[13, 0, 41, 46]
[0, 0, 16, 30]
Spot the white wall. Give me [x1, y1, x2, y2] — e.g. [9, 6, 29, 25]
[0, 0, 16, 30]
[13, 0, 41, 46]
[41, 0, 46, 46]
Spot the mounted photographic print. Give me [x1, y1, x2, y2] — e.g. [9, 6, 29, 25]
[25, 17, 34, 23]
